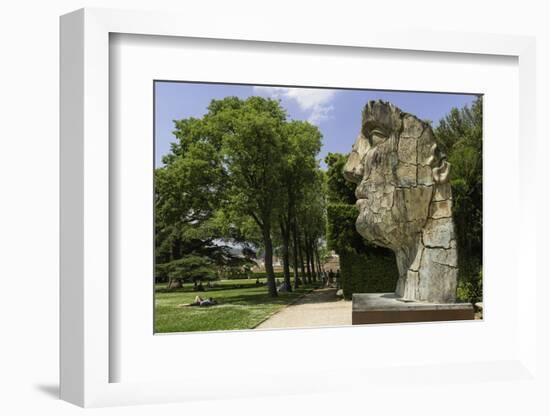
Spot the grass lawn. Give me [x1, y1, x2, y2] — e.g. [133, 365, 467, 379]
[155, 278, 317, 333]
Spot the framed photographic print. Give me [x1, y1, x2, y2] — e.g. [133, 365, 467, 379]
[152, 80, 481, 334]
[60, 7, 538, 408]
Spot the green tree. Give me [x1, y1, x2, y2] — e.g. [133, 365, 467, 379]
[217, 97, 288, 297]
[295, 169, 326, 284]
[155, 99, 253, 288]
[156, 95, 328, 298]
[325, 152, 356, 204]
[278, 121, 322, 290]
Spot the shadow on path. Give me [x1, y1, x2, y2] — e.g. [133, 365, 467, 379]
[291, 288, 340, 305]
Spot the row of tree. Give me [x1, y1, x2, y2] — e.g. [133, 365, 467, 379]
[155, 96, 327, 297]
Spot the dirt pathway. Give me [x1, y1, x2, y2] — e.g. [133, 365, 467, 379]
[255, 288, 352, 329]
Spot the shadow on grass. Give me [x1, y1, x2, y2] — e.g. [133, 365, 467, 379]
[208, 285, 324, 307]
[156, 283, 269, 294]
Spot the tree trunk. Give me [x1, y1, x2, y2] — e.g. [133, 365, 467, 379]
[304, 234, 312, 284]
[263, 226, 278, 297]
[315, 246, 324, 284]
[308, 239, 317, 282]
[292, 218, 301, 289]
[280, 221, 292, 292]
[298, 233, 307, 285]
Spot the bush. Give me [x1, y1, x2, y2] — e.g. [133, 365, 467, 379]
[457, 269, 483, 304]
[339, 251, 398, 300]
[327, 203, 399, 300]
[326, 204, 364, 253]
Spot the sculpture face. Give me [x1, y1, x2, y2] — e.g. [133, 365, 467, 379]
[344, 100, 457, 303]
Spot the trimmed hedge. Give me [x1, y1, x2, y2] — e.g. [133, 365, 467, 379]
[327, 202, 399, 300]
[340, 250, 398, 300]
[326, 203, 364, 253]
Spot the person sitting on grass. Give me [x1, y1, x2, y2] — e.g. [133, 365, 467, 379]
[191, 296, 217, 307]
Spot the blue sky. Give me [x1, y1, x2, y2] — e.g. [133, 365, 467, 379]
[155, 82, 479, 169]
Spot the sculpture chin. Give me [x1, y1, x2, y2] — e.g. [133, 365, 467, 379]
[355, 198, 394, 249]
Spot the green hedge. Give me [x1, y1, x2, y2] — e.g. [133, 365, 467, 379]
[326, 203, 364, 253]
[327, 202, 399, 300]
[340, 250, 398, 300]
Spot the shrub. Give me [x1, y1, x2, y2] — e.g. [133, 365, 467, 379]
[457, 269, 483, 304]
[327, 203, 398, 300]
[339, 250, 398, 300]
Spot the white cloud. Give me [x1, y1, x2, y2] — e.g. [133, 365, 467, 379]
[253, 86, 337, 124]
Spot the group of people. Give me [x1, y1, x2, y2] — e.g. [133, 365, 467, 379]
[322, 269, 340, 288]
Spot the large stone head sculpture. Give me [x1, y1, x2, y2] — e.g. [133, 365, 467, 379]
[343, 100, 457, 303]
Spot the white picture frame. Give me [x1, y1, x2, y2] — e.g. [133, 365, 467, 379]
[60, 7, 538, 408]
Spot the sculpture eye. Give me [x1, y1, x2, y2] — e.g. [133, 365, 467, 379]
[363, 147, 381, 180]
[370, 129, 388, 146]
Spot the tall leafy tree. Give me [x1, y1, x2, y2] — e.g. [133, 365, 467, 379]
[217, 96, 288, 297]
[296, 169, 326, 284]
[278, 121, 322, 290]
[155, 98, 249, 287]
[156, 95, 328, 298]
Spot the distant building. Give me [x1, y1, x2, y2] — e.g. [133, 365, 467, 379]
[323, 251, 340, 272]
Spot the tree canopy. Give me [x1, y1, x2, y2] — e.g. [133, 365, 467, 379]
[155, 96, 326, 296]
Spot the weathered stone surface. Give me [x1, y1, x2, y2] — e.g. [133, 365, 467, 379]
[433, 183, 452, 201]
[402, 115, 424, 138]
[398, 136, 417, 164]
[418, 258, 457, 303]
[392, 187, 432, 223]
[343, 100, 459, 304]
[417, 165, 434, 186]
[409, 245, 424, 271]
[417, 128, 437, 166]
[429, 199, 452, 219]
[422, 217, 455, 248]
[422, 244, 457, 268]
[344, 133, 370, 183]
[396, 163, 417, 187]
[402, 270, 419, 300]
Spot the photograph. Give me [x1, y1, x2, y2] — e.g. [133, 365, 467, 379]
[154, 81, 483, 333]
[153, 82, 483, 333]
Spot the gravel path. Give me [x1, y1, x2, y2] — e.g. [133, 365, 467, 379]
[255, 288, 352, 330]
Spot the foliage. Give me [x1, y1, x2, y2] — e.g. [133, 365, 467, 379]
[457, 271, 483, 304]
[156, 96, 326, 297]
[339, 251, 398, 300]
[325, 152, 356, 204]
[326, 203, 364, 253]
[162, 255, 217, 284]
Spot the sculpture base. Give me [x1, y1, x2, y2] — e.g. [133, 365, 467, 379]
[352, 293, 474, 325]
